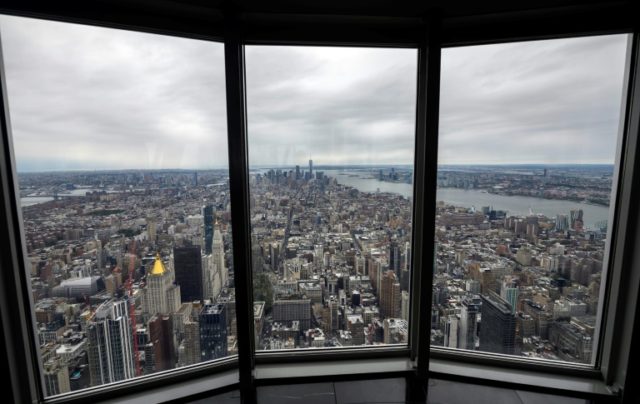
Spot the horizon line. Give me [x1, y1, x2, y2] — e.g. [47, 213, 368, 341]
[17, 162, 616, 174]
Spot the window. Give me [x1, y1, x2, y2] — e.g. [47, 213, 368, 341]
[432, 35, 630, 365]
[0, 3, 638, 404]
[245, 46, 417, 350]
[0, 15, 235, 397]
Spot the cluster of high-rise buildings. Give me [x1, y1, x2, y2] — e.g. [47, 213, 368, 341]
[21, 163, 610, 396]
[249, 166, 412, 349]
[23, 171, 235, 394]
[432, 202, 604, 363]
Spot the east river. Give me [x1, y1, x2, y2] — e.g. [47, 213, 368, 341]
[324, 169, 610, 229]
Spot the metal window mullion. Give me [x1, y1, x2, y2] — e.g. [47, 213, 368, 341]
[411, 11, 442, 379]
[597, 32, 638, 382]
[223, 11, 256, 404]
[0, 32, 43, 403]
[600, 30, 640, 399]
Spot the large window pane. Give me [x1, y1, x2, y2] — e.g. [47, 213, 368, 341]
[0, 16, 235, 396]
[432, 35, 629, 364]
[246, 46, 417, 350]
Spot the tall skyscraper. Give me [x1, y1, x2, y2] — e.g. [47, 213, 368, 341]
[388, 240, 401, 277]
[459, 296, 480, 350]
[86, 299, 136, 386]
[179, 320, 201, 367]
[329, 297, 339, 332]
[211, 221, 227, 297]
[147, 314, 175, 372]
[400, 256, 411, 292]
[555, 214, 569, 231]
[380, 271, 401, 319]
[309, 159, 313, 177]
[202, 254, 212, 301]
[200, 303, 227, 361]
[570, 209, 584, 231]
[174, 246, 203, 302]
[202, 204, 214, 254]
[443, 314, 459, 348]
[479, 293, 516, 355]
[144, 254, 181, 316]
[43, 358, 70, 396]
[146, 217, 157, 244]
[401, 290, 410, 321]
[501, 278, 519, 315]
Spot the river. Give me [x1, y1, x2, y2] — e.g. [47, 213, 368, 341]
[20, 171, 611, 229]
[324, 169, 610, 229]
[21, 188, 114, 207]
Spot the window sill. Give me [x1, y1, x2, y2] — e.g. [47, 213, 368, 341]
[255, 357, 414, 382]
[93, 369, 239, 404]
[49, 356, 621, 403]
[429, 357, 618, 399]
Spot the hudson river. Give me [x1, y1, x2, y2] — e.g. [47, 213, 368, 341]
[325, 169, 610, 229]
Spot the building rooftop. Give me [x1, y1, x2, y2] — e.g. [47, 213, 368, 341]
[150, 253, 166, 275]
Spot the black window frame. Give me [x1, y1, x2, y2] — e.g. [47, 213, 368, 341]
[0, 2, 638, 403]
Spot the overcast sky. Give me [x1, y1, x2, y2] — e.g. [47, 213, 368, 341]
[0, 15, 629, 171]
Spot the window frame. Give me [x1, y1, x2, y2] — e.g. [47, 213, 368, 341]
[0, 2, 637, 403]
[0, 18, 243, 404]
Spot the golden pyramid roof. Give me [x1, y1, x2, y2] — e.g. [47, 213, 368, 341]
[150, 254, 166, 276]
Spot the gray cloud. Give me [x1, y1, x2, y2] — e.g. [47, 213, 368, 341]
[0, 15, 228, 172]
[245, 46, 418, 167]
[0, 15, 630, 171]
[439, 35, 629, 164]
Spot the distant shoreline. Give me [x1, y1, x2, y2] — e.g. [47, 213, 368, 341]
[17, 163, 615, 175]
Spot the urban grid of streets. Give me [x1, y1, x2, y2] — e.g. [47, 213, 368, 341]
[20, 164, 610, 395]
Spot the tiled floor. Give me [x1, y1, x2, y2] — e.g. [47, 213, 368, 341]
[427, 379, 587, 404]
[186, 377, 590, 404]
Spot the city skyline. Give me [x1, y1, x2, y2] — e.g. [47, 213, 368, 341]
[0, 16, 629, 171]
[15, 162, 615, 175]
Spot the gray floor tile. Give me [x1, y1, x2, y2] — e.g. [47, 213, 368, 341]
[427, 379, 523, 404]
[516, 390, 588, 404]
[258, 382, 336, 404]
[186, 389, 241, 404]
[334, 377, 406, 403]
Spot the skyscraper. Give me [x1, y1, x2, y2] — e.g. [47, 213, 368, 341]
[211, 221, 227, 297]
[388, 240, 401, 277]
[146, 217, 157, 244]
[147, 314, 175, 372]
[500, 278, 519, 315]
[179, 320, 201, 367]
[380, 271, 401, 319]
[202, 204, 214, 254]
[443, 314, 459, 348]
[200, 303, 227, 361]
[459, 296, 480, 350]
[174, 246, 203, 302]
[86, 299, 136, 386]
[400, 241, 411, 291]
[309, 159, 313, 177]
[555, 214, 569, 231]
[570, 209, 584, 231]
[144, 254, 181, 316]
[479, 292, 516, 355]
[43, 358, 70, 396]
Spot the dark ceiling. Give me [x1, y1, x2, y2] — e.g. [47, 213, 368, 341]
[0, 0, 636, 46]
